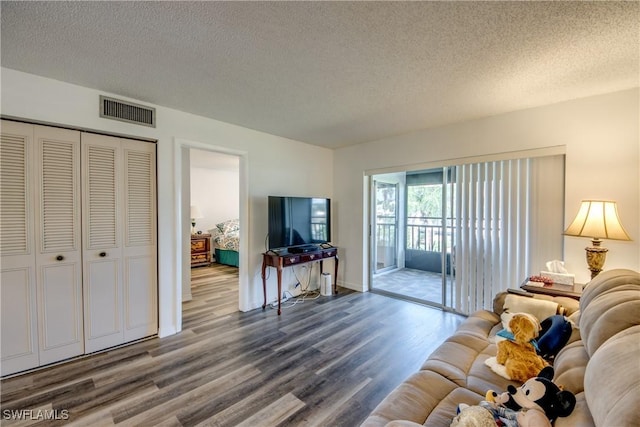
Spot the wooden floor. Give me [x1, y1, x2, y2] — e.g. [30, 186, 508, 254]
[1, 263, 464, 427]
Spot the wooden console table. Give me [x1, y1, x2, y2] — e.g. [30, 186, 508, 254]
[520, 280, 582, 300]
[262, 246, 338, 315]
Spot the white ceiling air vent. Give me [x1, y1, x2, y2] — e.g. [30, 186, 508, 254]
[100, 95, 156, 128]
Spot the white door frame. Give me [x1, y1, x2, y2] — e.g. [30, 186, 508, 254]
[372, 179, 399, 274]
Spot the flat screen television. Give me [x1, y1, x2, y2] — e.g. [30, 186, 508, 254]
[268, 196, 331, 250]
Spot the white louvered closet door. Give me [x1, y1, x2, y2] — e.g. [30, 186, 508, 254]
[122, 139, 157, 342]
[0, 120, 39, 376]
[1, 121, 157, 375]
[34, 125, 84, 365]
[82, 133, 157, 353]
[82, 133, 124, 353]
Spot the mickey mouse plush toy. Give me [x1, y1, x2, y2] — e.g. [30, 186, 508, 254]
[490, 366, 576, 427]
[452, 367, 576, 427]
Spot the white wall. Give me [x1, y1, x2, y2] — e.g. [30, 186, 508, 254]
[334, 89, 640, 290]
[190, 150, 240, 233]
[1, 68, 333, 337]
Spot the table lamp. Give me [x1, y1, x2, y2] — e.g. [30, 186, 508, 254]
[564, 200, 631, 279]
[190, 205, 203, 234]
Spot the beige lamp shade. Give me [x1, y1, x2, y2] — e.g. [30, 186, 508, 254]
[190, 205, 203, 219]
[565, 200, 631, 279]
[564, 200, 631, 241]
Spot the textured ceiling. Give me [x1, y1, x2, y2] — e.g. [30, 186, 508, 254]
[1, 1, 638, 148]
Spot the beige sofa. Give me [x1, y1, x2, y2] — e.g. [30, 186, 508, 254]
[361, 269, 640, 427]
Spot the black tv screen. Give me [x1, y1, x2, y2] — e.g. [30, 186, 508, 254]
[268, 196, 331, 250]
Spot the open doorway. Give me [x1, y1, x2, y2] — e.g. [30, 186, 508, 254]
[186, 148, 240, 313]
[181, 145, 246, 318]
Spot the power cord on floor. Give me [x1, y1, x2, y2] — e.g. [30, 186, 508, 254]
[268, 260, 322, 310]
[270, 290, 301, 309]
[269, 288, 321, 310]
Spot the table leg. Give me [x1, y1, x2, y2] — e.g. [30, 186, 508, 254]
[277, 266, 283, 315]
[261, 257, 267, 310]
[334, 255, 339, 295]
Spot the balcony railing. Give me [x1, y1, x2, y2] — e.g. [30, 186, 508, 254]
[375, 219, 396, 246]
[376, 215, 453, 253]
[407, 216, 454, 253]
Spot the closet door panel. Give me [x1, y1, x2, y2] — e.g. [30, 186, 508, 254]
[124, 256, 156, 339]
[84, 258, 122, 352]
[1, 269, 38, 375]
[34, 125, 84, 365]
[82, 133, 123, 353]
[122, 140, 157, 341]
[1, 120, 38, 376]
[38, 264, 83, 362]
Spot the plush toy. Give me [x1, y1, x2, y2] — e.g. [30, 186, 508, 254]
[487, 367, 577, 426]
[484, 312, 548, 382]
[450, 404, 496, 427]
[452, 367, 576, 427]
[537, 314, 573, 360]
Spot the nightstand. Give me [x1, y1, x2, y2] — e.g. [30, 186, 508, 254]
[191, 233, 212, 267]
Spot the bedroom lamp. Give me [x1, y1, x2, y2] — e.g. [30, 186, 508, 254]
[190, 205, 203, 234]
[564, 200, 631, 279]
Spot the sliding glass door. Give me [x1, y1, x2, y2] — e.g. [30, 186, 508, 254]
[370, 169, 453, 308]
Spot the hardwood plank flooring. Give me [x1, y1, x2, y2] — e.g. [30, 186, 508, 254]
[1, 263, 464, 426]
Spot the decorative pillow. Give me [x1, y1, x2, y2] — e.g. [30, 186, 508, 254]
[216, 219, 239, 234]
[503, 294, 559, 322]
[208, 228, 223, 240]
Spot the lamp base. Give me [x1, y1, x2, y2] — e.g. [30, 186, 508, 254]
[191, 221, 196, 235]
[585, 239, 608, 279]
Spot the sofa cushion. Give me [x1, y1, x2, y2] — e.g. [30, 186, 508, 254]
[553, 340, 589, 395]
[554, 392, 595, 427]
[580, 269, 640, 309]
[453, 310, 500, 340]
[584, 325, 640, 427]
[420, 340, 478, 387]
[361, 370, 458, 427]
[383, 421, 423, 427]
[579, 269, 640, 357]
[423, 387, 484, 426]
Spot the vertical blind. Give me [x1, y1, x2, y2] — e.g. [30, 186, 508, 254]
[452, 155, 564, 314]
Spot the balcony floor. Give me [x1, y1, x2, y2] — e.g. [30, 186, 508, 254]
[372, 268, 452, 305]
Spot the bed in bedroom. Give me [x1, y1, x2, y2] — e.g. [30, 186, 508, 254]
[209, 219, 240, 267]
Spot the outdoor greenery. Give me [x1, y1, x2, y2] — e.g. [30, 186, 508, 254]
[407, 184, 442, 220]
[375, 180, 454, 255]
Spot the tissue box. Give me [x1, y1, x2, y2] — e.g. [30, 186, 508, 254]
[540, 271, 575, 286]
